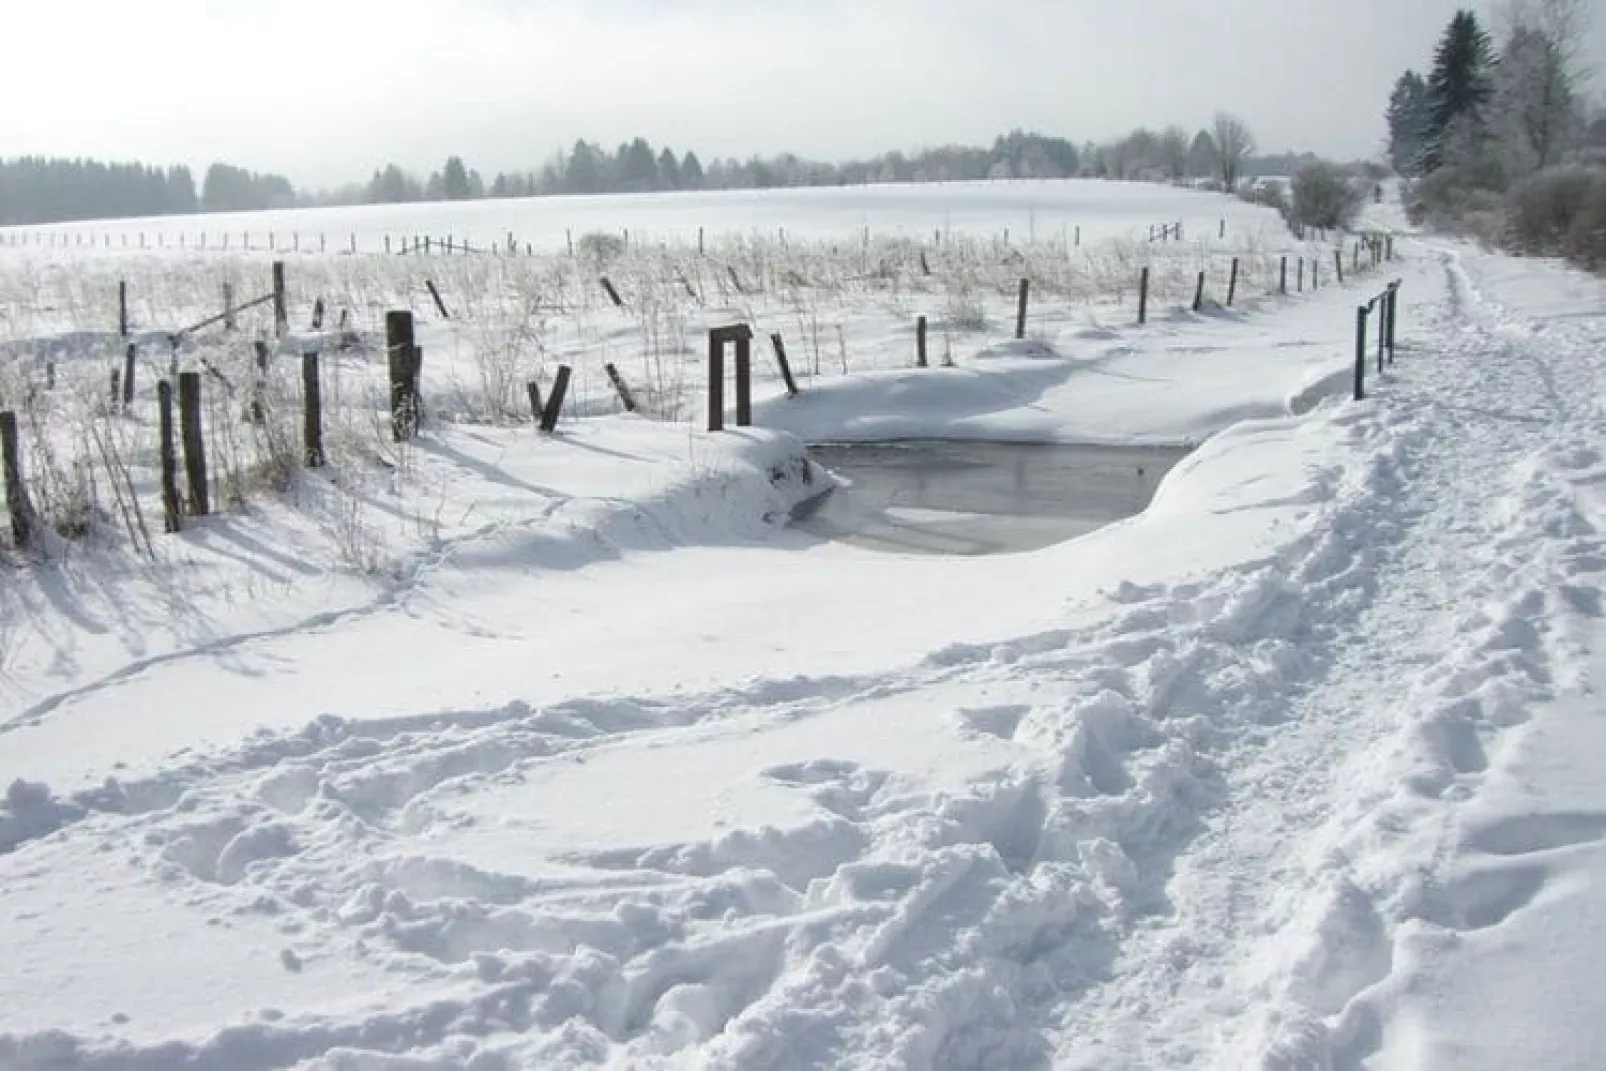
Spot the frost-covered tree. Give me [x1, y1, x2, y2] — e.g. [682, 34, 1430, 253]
[1157, 126, 1191, 181]
[441, 156, 472, 200]
[1387, 71, 1434, 175]
[679, 150, 705, 189]
[1422, 10, 1496, 173]
[1187, 130, 1219, 180]
[657, 148, 681, 189]
[1491, 0, 1589, 176]
[1212, 113, 1256, 191]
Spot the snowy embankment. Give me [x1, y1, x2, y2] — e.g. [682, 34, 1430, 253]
[1, 229, 1602, 1070]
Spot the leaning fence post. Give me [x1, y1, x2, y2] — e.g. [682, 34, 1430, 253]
[770, 332, 799, 395]
[0, 411, 34, 548]
[916, 315, 928, 368]
[604, 363, 639, 413]
[1015, 278, 1030, 339]
[526, 381, 543, 422]
[386, 310, 418, 442]
[599, 277, 624, 308]
[539, 366, 571, 433]
[1354, 305, 1369, 402]
[302, 353, 324, 467]
[425, 279, 451, 319]
[1193, 271, 1206, 312]
[1227, 257, 1240, 306]
[1138, 266, 1150, 324]
[177, 371, 209, 516]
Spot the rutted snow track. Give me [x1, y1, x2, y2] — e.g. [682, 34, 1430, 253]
[1, 243, 1601, 1070]
[1055, 246, 1606, 1068]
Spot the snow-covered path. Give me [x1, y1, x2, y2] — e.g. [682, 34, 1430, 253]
[2, 238, 1603, 1070]
[1052, 246, 1606, 1068]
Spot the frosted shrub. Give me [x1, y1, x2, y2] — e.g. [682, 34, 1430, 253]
[1505, 165, 1606, 269]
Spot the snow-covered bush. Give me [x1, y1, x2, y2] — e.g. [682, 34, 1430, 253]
[1505, 164, 1606, 268]
[1288, 162, 1365, 231]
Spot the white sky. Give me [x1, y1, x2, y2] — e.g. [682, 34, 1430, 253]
[5, 0, 1601, 188]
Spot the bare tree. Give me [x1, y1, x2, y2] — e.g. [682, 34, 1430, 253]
[1212, 112, 1257, 192]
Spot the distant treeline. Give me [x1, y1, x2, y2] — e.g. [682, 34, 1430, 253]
[0, 158, 296, 225]
[1, 128, 1327, 224]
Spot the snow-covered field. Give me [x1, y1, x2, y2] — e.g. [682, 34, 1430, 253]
[2, 183, 1603, 1069]
[2, 180, 1282, 255]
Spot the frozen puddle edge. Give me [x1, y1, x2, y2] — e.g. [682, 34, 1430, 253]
[793, 440, 1193, 555]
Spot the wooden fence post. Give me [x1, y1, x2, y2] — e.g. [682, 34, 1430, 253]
[708, 332, 725, 433]
[604, 363, 638, 412]
[123, 344, 136, 408]
[0, 411, 34, 547]
[539, 365, 570, 433]
[1279, 256, 1288, 295]
[770, 332, 799, 396]
[177, 371, 209, 516]
[425, 279, 451, 319]
[302, 353, 324, 467]
[1015, 278, 1029, 339]
[223, 282, 236, 330]
[386, 310, 418, 442]
[272, 261, 287, 337]
[600, 277, 624, 308]
[1138, 266, 1150, 324]
[1227, 257, 1240, 306]
[1193, 271, 1206, 311]
[1335, 249, 1344, 285]
[311, 297, 325, 331]
[916, 315, 928, 368]
[158, 381, 181, 533]
[526, 381, 543, 422]
[118, 280, 128, 338]
[249, 340, 269, 424]
[735, 334, 752, 427]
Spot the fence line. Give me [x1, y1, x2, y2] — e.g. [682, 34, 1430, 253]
[0, 226, 1403, 554]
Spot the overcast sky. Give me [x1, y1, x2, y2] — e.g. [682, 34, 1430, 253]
[5, 0, 1601, 189]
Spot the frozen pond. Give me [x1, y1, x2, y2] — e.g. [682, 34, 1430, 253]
[796, 440, 1191, 555]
